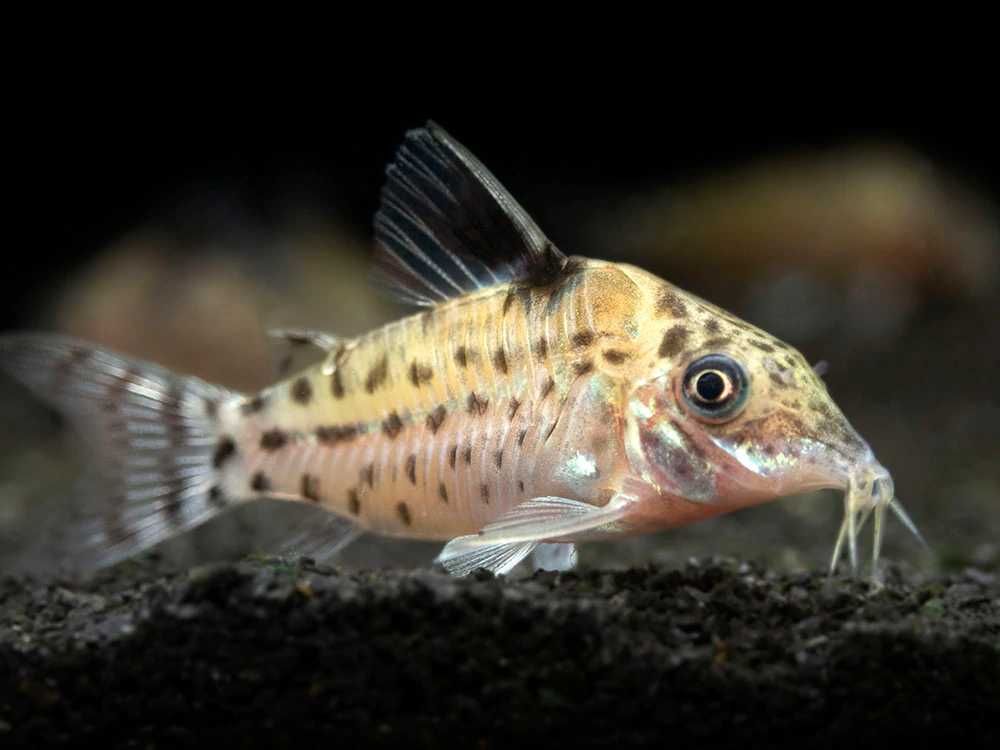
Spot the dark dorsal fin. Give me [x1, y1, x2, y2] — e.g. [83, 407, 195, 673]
[373, 121, 568, 306]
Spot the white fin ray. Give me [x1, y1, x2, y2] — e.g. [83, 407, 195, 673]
[266, 501, 363, 561]
[436, 495, 633, 577]
[436, 541, 539, 578]
[372, 122, 568, 307]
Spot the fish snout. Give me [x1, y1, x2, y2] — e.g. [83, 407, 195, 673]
[849, 460, 894, 510]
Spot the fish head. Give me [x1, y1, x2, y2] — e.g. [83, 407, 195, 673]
[621, 280, 896, 537]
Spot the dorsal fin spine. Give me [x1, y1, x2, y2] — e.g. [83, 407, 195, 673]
[372, 122, 568, 307]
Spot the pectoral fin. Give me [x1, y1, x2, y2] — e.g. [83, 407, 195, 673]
[435, 495, 632, 577]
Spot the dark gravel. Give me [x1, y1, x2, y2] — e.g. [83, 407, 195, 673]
[1, 557, 997, 748]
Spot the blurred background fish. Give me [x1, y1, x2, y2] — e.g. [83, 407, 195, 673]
[2, 100, 998, 577]
[578, 144, 999, 348]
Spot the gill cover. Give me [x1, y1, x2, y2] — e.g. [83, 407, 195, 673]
[627, 376, 720, 504]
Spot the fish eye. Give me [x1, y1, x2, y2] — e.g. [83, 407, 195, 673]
[681, 354, 749, 422]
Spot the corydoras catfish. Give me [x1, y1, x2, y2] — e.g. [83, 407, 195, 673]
[0, 123, 923, 578]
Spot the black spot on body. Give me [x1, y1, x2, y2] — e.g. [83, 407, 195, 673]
[405, 454, 417, 485]
[409, 360, 434, 387]
[251, 472, 271, 492]
[301, 474, 321, 502]
[396, 502, 412, 526]
[212, 437, 236, 468]
[448, 445, 458, 469]
[493, 347, 508, 375]
[316, 424, 360, 444]
[659, 326, 690, 358]
[573, 360, 594, 376]
[494, 450, 503, 470]
[656, 288, 688, 318]
[331, 369, 345, 399]
[517, 429, 527, 446]
[438, 482, 449, 503]
[348, 489, 361, 515]
[467, 392, 489, 416]
[365, 355, 389, 394]
[463, 446, 473, 465]
[291, 377, 313, 404]
[603, 349, 628, 364]
[508, 397, 521, 420]
[534, 337, 548, 361]
[705, 319, 722, 335]
[260, 429, 288, 451]
[572, 330, 595, 348]
[241, 394, 267, 415]
[454, 346, 472, 368]
[480, 484, 489, 504]
[426, 405, 447, 434]
[750, 339, 776, 353]
[769, 372, 788, 389]
[382, 411, 404, 438]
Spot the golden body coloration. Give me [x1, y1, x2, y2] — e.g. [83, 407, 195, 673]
[0, 123, 922, 577]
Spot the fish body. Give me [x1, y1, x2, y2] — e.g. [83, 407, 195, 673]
[0, 123, 921, 577]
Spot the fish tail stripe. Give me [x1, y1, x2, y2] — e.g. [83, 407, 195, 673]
[0, 333, 242, 572]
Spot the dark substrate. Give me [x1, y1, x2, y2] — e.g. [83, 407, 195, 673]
[1, 557, 998, 748]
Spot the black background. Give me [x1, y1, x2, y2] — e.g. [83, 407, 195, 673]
[7, 79, 1000, 328]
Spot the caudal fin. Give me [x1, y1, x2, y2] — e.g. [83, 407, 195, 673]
[0, 333, 242, 572]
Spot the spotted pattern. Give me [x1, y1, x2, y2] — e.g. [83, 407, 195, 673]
[291, 377, 313, 404]
[659, 326, 690, 358]
[365, 355, 389, 393]
[212, 437, 236, 468]
[382, 411, 404, 438]
[426, 405, 447, 434]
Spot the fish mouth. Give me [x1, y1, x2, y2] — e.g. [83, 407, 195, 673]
[828, 460, 926, 580]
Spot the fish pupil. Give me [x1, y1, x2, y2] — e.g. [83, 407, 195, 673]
[696, 371, 726, 402]
[681, 354, 748, 422]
